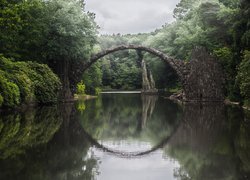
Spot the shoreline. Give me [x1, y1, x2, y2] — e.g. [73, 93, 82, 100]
[1, 92, 249, 112]
[166, 94, 250, 111]
[74, 94, 97, 100]
[0, 94, 97, 113]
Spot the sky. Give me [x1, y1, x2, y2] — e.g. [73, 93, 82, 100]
[85, 0, 181, 35]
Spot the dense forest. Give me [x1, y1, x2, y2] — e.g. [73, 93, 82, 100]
[98, 0, 250, 106]
[0, 0, 249, 108]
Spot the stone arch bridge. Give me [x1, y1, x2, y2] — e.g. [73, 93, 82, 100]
[83, 45, 224, 102]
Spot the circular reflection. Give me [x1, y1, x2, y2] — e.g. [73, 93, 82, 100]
[78, 93, 183, 158]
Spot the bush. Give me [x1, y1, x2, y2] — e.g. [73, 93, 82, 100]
[0, 72, 20, 107]
[237, 50, 250, 106]
[0, 57, 35, 103]
[95, 87, 101, 95]
[0, 55, 61, 107]
[76, 81, 86, 95]
[27, 62, 61, 104]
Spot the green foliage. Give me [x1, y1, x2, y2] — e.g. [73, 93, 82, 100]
[0, 0, 98, 98]
[42, 0, 98, 62]
[77, 81, 86, 95]
[237, 50, 250, 106]
[99, 32, 180, 90]
[168, 85, 182, 93]
[0, 72, 20, 107]
[0, 56, 61, 107]
[28, 62, 62, 103]
[213, 47, 239, 99]
[95, 87, 101, 95]
[98, 35, 143, 90]
[214, 47, 234, 66]
[141, 0, 249, 102]
[0, 0, 248, 104]
[83, 62, 102, 94]
[0, 0, 98, 62]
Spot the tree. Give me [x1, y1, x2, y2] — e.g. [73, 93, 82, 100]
[40, 0, 98, 99]
[0, 0, 98, 99]
[83, 62, 102, 94]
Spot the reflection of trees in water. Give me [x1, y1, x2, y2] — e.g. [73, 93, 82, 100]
[79, 99, 250, 179]
[170, 103, 225, 151]
[0, 106, 62, 159]
[77, 94, 183, 158]
[166, 103, 250, 180]
[0, 94, 182, 180]
[0, 104, 99, 180]
[2, 95, 249, 180]
[140, 95, 158, 129]
[233, 108, 250, 178]
[79, 94, 182, 143]
[35, 105, 100, 180]
[79, 94, 143, 139]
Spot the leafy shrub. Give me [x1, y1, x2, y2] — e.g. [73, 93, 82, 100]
[76, 81, 86, 95]
[0, 57, 35, 103]
[27, 62, 61, 104]
[0, 55, 61, 107]
[95, 87, 101, 95]
[0, 72, 20, 107]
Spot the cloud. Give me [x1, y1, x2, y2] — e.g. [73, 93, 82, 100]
[85, 0, 180, 34]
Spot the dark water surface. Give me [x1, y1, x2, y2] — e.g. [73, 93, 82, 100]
[0, 93, 250, 180]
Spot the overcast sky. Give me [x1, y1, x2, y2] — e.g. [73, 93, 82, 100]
[85, 0, 180, 35]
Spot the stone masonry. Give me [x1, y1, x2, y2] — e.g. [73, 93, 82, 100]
[182, 47, 224, 101]
[85, 45, 225, 102]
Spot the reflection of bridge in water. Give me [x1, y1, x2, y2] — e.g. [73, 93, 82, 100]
[72, 102, 225, 158]
[80, 121, 180, 158]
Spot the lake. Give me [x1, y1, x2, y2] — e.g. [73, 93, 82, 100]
[0, 93, 250, 180]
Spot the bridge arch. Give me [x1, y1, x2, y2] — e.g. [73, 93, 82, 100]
[83, 45, 224, 102]
[84, 45, 185, 79]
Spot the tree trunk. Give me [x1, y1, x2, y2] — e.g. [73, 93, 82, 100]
[49, 58, 73, 101]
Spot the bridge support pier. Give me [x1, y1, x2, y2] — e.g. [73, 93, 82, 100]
[182, 47, 224, 102]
